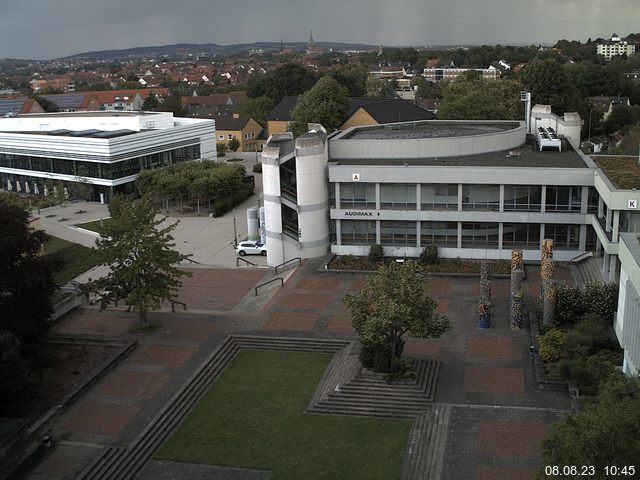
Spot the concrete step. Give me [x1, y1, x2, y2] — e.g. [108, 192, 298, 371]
[310, 404, 422, 418]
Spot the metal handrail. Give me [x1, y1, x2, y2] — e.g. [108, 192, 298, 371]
[254, 277, 284, 296]
[171, 300, 187, 312]
[275, 257, 301, 274]
[236, 257, 257, 267]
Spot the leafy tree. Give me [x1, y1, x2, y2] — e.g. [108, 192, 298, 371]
[89, 196, 191, 327]
[0, 200, 58, 344]
[217, 142, 228, 158]
[344, 261, 451, 375]
[328, 66, 369, 97]
[602, 105, 640, 135]
[0, 331, 36, 417]
[290, 76, 350, 136]
[521, 59, 577, 114]
[32, 95, 59, 113]
[613, 125, 640, 154]
[141, 94, 160, 111]
[539, 375, 640, 475]
[228, 136, 241, 152]
[236, 95, 274, 127]
[411, 76, 442, 100]
[246, 63, 318, 103]
[437, 77, 524, 120]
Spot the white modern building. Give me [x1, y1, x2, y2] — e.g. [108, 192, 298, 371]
[0, 111, 215, 202]
[616, 233, 640, 375]
[597, 34, 636, 60]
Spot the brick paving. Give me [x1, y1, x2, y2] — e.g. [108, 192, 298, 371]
[24, 259, 576, 480]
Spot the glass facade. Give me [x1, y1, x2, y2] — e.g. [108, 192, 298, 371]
[462, 185, 500, 211]
[380, 184, 416, 210]
[544, 224, 580, 249]
[502, 223, 541, 248]
[420, 221, 458, 247]
[340, 220, 376, 245]
[504, 185, 542, 211]
[340, 183, 376, 209]
[421, 184, 458, 210]
[545, 186, 582, 212]
[380, 221, 416, 245]
[0, 145, 200, 181]
[461, 222, 500, 247]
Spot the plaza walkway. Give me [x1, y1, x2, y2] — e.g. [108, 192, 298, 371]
[19, 256, 573, 480]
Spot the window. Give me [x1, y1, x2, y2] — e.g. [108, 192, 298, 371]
[228, 134, 233, 140]
[587, 187, 599, 214]
[545, 186, 581, 212]
[461, 223, 500, 248]
[502, 223, 540, 248]
[544, 224, 580, 249]
[341, 220, 376, 245]
[421, 184, 458, 210]
[421, 222, 458, 247]
[381, 221, 416, 246]
[380, 184, 416, 210]
[504, 185, 542, 211]
[218, 135, 224, 140]
[340, 183, 376, 209]
[462, 185, 500, 210]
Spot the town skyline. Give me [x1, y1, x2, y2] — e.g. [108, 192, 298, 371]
[2, 0, 639, 60]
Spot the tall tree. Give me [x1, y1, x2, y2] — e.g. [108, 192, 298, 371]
[521, 59, 577, 114]
[236, 96, 274, 127]
[344, 261, 451, 375]
[539, 375, 640, 475]
[289, 76, 350, 136]
[89, 195, 190, 327]
[0, 200, 58, 344]
[437, 77, 524, 120]
[246, 63, 318, 104]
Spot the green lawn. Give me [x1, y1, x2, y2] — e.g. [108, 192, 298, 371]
[43, 235, 102, 285]
[156, 350, 411, 480]
[75, 217, 113, 234]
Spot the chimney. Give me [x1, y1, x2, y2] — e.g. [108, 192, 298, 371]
[233, 113, 240, 119]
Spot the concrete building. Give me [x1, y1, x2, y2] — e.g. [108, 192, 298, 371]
[597, 34, 636, 60]
[0, 111, 215, 202]
[423, 66, 500, 82]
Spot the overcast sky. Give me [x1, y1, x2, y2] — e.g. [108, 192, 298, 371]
[2, 0, 639, 60]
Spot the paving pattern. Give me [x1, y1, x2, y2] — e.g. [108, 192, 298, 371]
[21, 259, 573, 480]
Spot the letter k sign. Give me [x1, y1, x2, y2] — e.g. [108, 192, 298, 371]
[629, 199, 638, 209]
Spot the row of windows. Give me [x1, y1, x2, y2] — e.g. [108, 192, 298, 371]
[340, 220, 583, 249]
[0, 146, 200, 180]
[336, 183, 597, 213]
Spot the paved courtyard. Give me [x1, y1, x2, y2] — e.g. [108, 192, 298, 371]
[18, 256, 574, 480]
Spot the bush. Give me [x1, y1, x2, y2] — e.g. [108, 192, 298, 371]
[582, 282, 618, 322]
[368, 244, 384, 264]
[211, 184, 254, 217]
[555, 352, 622, 396]
[419, 245, 439, 265]
[216, 142, 227, 158]
[359, 337, 406, 377]
[0, 331, 36, 417]
[537, 328, 566, 363]
[554, 283, 584, 327]
[252, 163, 263, 173]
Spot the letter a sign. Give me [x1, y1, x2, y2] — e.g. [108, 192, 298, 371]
[352, 173, 360, 182]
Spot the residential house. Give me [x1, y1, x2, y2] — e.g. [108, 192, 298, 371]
[587, 96, 631, 121]
[181, 92, 248, 118]
[215, 114, 263, 152]
[0, 97, 45, 116]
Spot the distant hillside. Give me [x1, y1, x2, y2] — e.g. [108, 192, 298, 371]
[59, 41, 378, 61]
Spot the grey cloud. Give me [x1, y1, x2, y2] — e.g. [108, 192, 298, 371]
[0, 0, 638, 59]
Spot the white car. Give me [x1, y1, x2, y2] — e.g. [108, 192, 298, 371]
[236, 241, 267, 256]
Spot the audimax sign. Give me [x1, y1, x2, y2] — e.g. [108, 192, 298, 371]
[344, 211, 381, 217]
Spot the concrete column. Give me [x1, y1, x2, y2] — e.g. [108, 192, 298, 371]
[498, 223, 504, 250]
[375, 183, 381, 211]
[457, 221, 462, 249]
[539, 224, 545, 251]
[603, 253, 610, 275]
[613, 210, 620, 241]
[335, 182, 341, 209]
[579, 224, 587, 251]
[581, 186, 589, 214]
[376, 220, 381, 244]
[605, 207, 612, 232]
[416, 221, 421, 248]
[416, 184, 421, 211]
[540, 185, 546, 213]
[336, 219, 342, 246]
[458, 184, 463, 211]
[609, 255, 618, 282]
[499, 184, 505, 213]
[598, 196, 604, 219]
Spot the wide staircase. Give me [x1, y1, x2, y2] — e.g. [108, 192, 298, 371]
[577, 256, 604, 285]
[76, 335, 350, 480]
[400, 404, 452, 480]
[308, 351, 440, 418]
